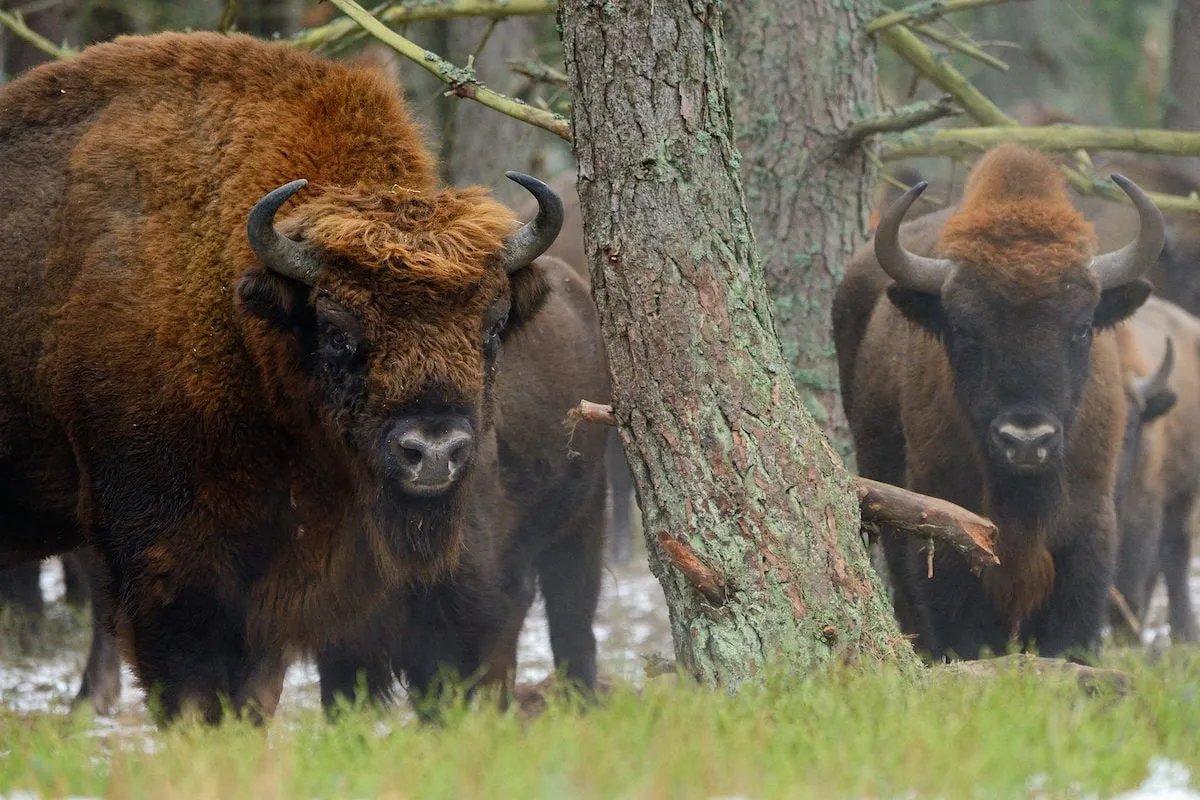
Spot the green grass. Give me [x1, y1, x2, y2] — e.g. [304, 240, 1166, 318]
[0, 652, 1198, 799]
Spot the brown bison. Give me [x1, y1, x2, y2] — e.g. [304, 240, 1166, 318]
[316, 252, 611, 711]
[0, 32, 561, 723]
[834, 144, 1164, 660]
[522, 171, 638, 564]
[1111, 297, 1200, 643]
[1111, 324, 1176, 644]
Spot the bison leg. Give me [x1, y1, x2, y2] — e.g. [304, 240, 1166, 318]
[61, 552, 91, 609]
[535, 482, 604, 690]
[317, 637, 396, 714]
[72, 550, 122, 716]
[1110, 499, 1164, 645]
[1159, 495, 1198, 643]
[0, 561, 45, 621]
[1029, 511, 1117, 661]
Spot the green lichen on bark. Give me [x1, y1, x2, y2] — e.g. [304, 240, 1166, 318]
[560, 0, 917, 689]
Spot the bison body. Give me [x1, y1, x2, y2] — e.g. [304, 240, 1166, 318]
[1111, 297, 1200, 643]
[316, 253, 609, 709]
[0, 32, 560, 723]
[835, 145, 1163, 660]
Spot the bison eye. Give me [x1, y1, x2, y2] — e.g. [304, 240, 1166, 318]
[1072, 324, 1092, 344]
[487, 315, 508, 343]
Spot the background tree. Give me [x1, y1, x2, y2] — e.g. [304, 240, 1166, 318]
[725, 1, 878, 459]
[559, 0, 915, 685]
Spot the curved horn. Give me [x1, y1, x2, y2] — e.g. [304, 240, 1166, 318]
[498, 172, 564, 275]
[1092, 174, 1166, 290]
[247, 179, 322, 286]
[873, 181, 956, 295]
[1136, 336, 1175, 402]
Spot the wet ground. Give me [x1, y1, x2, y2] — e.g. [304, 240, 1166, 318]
[0, 544, 673, 722]
[0, 541, 1195, 725]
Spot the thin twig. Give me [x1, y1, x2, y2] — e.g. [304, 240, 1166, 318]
[1109, 586, 1143, 638]
[0, 9, 74, 60]
[217, 0, 242, 33]
[292, 0, 556, 52]
[840, 96, 960, 148]
[868, 0, 1032, 34]
[507, 58, 569, 87]
[322, 0, 570, 140]
[912, 23, 1009, 71]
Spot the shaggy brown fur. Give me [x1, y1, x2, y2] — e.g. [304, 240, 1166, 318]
[0, 32, 552, 724]
[317, 254, 611, 712]
[835, 145, 1143, 660]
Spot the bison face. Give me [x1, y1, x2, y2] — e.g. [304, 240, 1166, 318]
[875, 176, 1163, 477]
[236, 174, 559, 560]
[889, 271, 1148, 475]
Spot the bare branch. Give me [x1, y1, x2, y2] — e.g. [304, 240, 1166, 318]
[880, 25, 1200, 214]
[508, 58, 569, 87]
[939, 654, 1133, 696]
[911, 23, 1009, 72]
[0, 9, 74, 60]
[881, 124, 1200, 162]
[292, 0, 556, 52]
[568, 401, 999, 573]
[856, 477, 1000, 576]
[840, 96, 960, 148]
[217, 0, 242, 33]
[868, 0, 1032, 34]
[1108, 586, 1143, 639]
[657, 531, 728, 606]
[321, 0, 570, 140]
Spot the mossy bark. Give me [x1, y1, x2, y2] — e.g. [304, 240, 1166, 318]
[1166, 0, 1200, 133]
[559, 0, 917, 687]
[725, 1, 878, 461]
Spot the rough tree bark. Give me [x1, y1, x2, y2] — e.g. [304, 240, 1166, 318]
[1166, 0, 1200, 132]
[724, 1, 877, 460]
[559, 0, 917, 686]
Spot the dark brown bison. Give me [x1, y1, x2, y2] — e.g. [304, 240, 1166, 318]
[522, 171, 638, 564]
[834, 144, 1164, 660]
[0, 32, 561, 723]
[316, 252, 611, 711]
[1110, 297, 1200, 643]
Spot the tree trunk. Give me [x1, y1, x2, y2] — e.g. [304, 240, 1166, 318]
[724, 2, 877, 461]
[442, 17, 564, 204]
[559, 0, 916, 687]
[1166, 0, 1200, 132]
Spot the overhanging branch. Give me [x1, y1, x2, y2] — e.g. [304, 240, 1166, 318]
[868, 0, 1032, 34]
[322, 0, 570, 140]
[0, 9, 74, 59]
[881, 125, 1200, 162]
[881, 24, 1200, 214]
[292, 0, 556, 52]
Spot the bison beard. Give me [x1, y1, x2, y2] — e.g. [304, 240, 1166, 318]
[0, 32, 563, 724]
[839, 145, 1163, 662]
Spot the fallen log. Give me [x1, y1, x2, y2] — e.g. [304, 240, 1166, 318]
[567, 401, 1001, 575]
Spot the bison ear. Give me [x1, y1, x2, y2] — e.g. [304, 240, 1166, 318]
[502, 260, 552, 340]
[886, 285, 945, 334]
[1094, 278, 1152, 329]
[1143, 389, 1178, 424]
[236, 268, 313, 333]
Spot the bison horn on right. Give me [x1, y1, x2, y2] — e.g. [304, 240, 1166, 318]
[498, 172, 564, 275]
[874, 175, 1166, 294]
[247, 179, 323, 286]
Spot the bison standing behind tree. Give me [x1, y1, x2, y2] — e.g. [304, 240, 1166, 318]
[0, 32, 562, 724]
[835, 145, 1165, 661]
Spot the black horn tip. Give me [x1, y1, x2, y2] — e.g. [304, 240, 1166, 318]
[911, 180, 929, 194]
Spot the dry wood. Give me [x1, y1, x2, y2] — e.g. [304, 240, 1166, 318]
[1108, 586, 1143, 638]
[569, 401, 1001, 575]
[657, 532, 728, 606]
[939, 654, 1134, 695]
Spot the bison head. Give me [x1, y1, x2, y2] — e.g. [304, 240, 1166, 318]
[234, 173, 559, 563]
[875, 156, 1163, 480]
